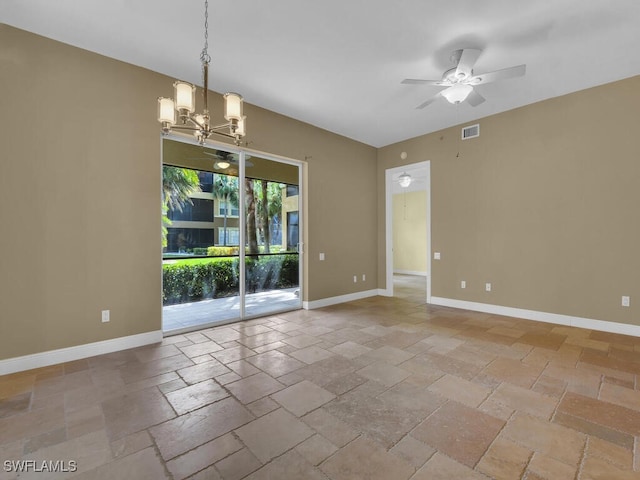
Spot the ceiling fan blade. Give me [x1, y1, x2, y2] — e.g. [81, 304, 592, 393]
[466, 89, 485, 107]
[401, 78, 442, 86]
[416, 93, 441, 109]
[454, 48, 482, 79]
[470, 64, 526, 85]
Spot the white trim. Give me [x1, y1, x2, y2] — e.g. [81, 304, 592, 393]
[238, 150, 247, 319]
[162, 133, 306, 322]
[0, 331, 163, 376]
[430, 297, 640, 337]
[394, 270, 428, 277]
[303, 289, 378, 310]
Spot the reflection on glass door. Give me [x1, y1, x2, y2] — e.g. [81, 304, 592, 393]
[161, 138, 301, 333]
[162, 142, 242, 332]
[244, 155, 302, 318]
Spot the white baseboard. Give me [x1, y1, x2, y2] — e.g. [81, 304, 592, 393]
[394, 270, 428, 277]
[0, 330, 163, 376]
[430, 297, 640, 337]
[304, 289, 378, 310]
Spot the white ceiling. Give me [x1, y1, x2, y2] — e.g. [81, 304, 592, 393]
[2, 0, 639, 148]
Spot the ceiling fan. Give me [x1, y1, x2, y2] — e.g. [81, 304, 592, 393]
[188, 149, 253, 173]
[393, 172, 427, 189]
[402, 48, 526, 109]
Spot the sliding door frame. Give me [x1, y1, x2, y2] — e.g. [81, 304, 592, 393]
[161, 133, 304, 330]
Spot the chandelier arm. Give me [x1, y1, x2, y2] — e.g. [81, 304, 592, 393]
[187, 114, 206, 130]
[168, 125, 200, 133]
[174, 116, 236, 134]
[169, 124, 237, 140]
[209, 121, 235, 131]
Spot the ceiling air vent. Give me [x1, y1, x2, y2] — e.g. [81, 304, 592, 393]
[461, 124, 480, 140]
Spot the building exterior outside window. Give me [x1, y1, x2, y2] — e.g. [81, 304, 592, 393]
[164, 167, 298, 255]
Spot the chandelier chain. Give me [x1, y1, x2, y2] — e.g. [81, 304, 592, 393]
[200, 0, 211, 64]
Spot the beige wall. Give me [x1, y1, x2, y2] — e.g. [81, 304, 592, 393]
[0, 25, 377, 360]
[3, 23, 638, 363]
[393, 191, 427, 274]
[378, 75, 640, 326]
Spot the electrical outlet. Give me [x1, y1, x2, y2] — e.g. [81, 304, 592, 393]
[622, 296, 630, 307]
[101, 310, 110, 323]
[362, 274, 366, 282]
[353, 275, 357, 283]
[485, 283, 492, 292]
[319, 253, 325, 261]
[434, 252, 441, 260]
[461, 280, 466, 289]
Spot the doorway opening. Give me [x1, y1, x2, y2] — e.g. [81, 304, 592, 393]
[384, 161, 431, 302]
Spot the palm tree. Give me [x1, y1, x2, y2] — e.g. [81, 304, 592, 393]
[267, 183, 284, 245]
[213, 174, 239, 246]
[161, 166, 201, 247]
[162, 166, 201, 212]
[245, 178, 259, 254]
[259, 179, 270, 253]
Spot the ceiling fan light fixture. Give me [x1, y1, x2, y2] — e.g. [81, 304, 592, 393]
[215, 161, 231, 169]
[398, 173, 412, 188]
[442, 84, 473, 104]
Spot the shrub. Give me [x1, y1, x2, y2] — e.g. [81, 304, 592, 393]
[162, 254, 298, 305]
[207, 246, 240, 256]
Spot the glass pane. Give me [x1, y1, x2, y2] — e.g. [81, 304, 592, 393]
[244, 154, 301, 317]
[162, 140, 241, 332]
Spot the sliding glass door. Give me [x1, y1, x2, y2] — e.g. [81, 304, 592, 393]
[161, 138, 302, 333]
[243, 155, 301, 317]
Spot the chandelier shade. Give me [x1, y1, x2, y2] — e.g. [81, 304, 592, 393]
[157, 97, 176, 124]
[174, 82, 196, 112]
[224, 93, 243, 121]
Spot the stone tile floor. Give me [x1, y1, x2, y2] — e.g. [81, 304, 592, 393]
[1, 276, 640, 479]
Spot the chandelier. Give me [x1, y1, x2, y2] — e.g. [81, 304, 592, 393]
[157, 0, 246, 145]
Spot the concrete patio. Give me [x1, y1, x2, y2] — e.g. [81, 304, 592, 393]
[163, 288, 301, 333]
